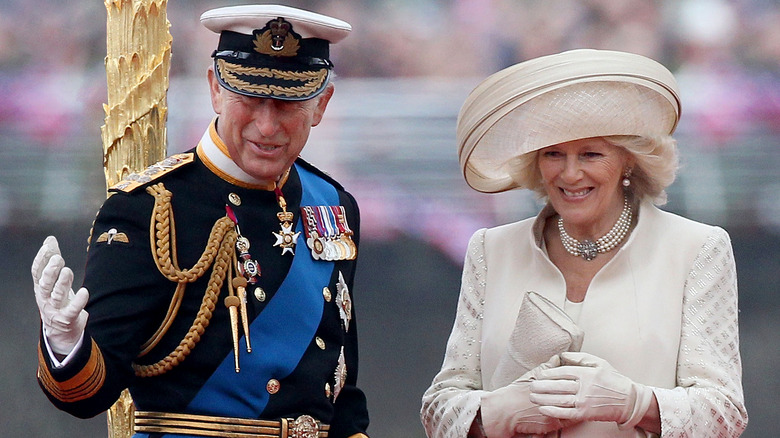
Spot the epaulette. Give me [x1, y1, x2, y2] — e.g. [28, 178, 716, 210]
[109, 153, 195, 193]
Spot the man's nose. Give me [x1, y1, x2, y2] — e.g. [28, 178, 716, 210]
[252, 99, 280, 135]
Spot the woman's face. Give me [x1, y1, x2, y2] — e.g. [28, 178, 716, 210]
[538, 137, 633, 236]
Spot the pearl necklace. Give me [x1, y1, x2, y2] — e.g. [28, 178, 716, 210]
[557, 196, 632, 261]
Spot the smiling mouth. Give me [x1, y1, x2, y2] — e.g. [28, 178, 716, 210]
[249, 141, 283, 152]
[562, 188, 592, 197]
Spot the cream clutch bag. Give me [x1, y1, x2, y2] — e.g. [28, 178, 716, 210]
[490, 291, 585, 389]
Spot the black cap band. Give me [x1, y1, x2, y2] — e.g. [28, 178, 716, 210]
[214, 30, 331, 68]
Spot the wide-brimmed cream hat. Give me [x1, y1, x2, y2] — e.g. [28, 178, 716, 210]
[457, 49, 681, 193]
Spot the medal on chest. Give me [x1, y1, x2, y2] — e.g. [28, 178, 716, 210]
[336, 271, 352, 332]
[300, 205, 357, 261]
[272, 185, 301, 255]
[225, 203, 261, 284]
[333, 346, 347, 402]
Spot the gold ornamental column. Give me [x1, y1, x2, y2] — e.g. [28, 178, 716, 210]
[102, 0, 171, 190]
[102, 0, 171, 437]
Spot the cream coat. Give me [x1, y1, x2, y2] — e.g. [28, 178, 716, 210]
[421, 201, 747, 437]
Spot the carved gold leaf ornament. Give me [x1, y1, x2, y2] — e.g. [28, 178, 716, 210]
[101, 0, 171, 191]
[103, 0, 172, 436]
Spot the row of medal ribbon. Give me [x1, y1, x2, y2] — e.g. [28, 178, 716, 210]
[300, 205, 357, 261]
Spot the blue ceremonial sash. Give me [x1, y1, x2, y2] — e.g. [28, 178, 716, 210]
[181, 163, 337, 420]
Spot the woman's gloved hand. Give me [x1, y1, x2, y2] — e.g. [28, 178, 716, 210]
[529, 352, 653, 430]
[480, 354, 568, 436]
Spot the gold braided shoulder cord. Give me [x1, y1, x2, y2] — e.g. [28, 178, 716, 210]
[132, 183, 237, 377]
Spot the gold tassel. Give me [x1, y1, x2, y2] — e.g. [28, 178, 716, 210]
[232, 277, 252, 353]
[224, 295, 241, 372]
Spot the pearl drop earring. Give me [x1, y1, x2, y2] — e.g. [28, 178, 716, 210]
[622, 168, 632, 187]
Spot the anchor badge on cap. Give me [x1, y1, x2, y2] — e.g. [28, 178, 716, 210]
[254, 17, 300, 57]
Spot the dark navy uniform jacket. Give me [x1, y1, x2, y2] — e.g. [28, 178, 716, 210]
[37, 131, 369, 438]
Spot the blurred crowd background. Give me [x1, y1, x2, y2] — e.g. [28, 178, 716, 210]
[1, 0, 778, 436]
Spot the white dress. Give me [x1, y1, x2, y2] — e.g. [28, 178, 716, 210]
[421, 201, 747, 437]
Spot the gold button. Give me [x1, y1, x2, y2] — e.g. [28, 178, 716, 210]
[315, 337, 325, 350]
[322, 287, 332, 302]
[255, 287, 266, 302]
[266, 379, 280, 394]
[325, 382, 332, 398]
[228, 193, 241, 206]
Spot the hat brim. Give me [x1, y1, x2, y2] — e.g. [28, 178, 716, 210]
[457, 49, 681, 193]
[214, 58, 331, 101]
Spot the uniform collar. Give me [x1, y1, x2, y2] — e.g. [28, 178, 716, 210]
[196, 118, 289, 190]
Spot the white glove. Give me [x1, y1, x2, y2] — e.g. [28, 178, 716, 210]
[480, 354, 567, 437]
[529, 352, 653, 430]
[32, 236, 89, 356]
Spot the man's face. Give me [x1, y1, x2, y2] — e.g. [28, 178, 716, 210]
[208, 68, 333, 183]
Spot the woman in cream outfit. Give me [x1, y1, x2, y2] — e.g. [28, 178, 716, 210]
[420, 49, 747, 437]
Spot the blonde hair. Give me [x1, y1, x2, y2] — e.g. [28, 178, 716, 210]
[508, 135, 679, 205]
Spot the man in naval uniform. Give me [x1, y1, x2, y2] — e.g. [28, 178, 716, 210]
[31, 5, 370, 438]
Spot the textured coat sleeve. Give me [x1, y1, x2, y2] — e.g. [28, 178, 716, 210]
[653, 227, 748, 437]
[421, 229, 490, 438]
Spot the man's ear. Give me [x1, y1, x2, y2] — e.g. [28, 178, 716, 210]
[207, 66, 223, 114]
[311, 83, 335, 127]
